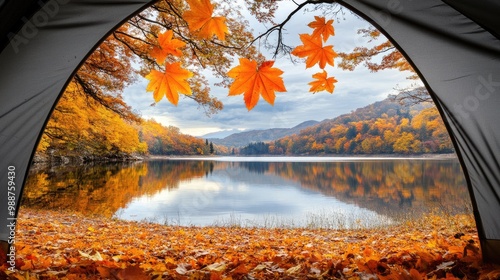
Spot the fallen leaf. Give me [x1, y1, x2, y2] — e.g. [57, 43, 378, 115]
[176, 263, 190, 275]
[97, 266, 111, 278]
[78, 250, 103, 261]
[286, 264, 302, 275]
[114, 265, 149, 280]
[203, 262, 227, 272]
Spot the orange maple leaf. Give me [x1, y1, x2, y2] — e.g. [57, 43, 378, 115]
[150, 30, 186, 65]
[309, 70, 337, 93]
[145, 62, 193, 105]
[291, 34, 337, 69]
[308, 16, 334, 42]
[183, 0, 228, 41]
[228, 58, 287, 110]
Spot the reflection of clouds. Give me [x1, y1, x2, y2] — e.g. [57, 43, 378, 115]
[116, 162, 391, 228]
[225, 184, 249, 192]
[183, 179, 222, 191]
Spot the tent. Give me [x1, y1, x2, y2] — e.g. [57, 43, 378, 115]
[1, 0, 499, 263]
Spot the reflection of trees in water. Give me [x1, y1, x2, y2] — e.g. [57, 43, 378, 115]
[233, 160, 470, 217]
[22, 160, 214, 217]
[238, 162, 270, 174]
[22, 159, 470, 219]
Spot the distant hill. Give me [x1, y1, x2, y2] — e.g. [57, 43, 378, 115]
[239, 94, 454, 155]
[207, 120, 320, 147]
[201, 129, 245, 139]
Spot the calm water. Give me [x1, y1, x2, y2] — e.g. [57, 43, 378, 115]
[22, 157, 470, 228]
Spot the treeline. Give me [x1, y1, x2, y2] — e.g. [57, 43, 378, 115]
[35, 82, 227, 162]
[139, 120, 227, 155]
[240, 100, 454, 155]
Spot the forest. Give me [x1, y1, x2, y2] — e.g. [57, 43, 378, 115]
[240, 96, 453, 155]
[38, 83, 452, 161]
[35, 85, 227, 162]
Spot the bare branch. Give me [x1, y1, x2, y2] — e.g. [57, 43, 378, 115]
[250, 0, 337, 58]
[391, 86, 433, 106]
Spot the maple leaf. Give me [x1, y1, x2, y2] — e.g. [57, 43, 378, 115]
[291, 34, 337, 69]
[183, 0, 228, 41]
[309, 71, 337, 93]
[308, 16, 335, 42]
[228, 58, 286, 110]
[150, 30, 186, 65]
[145, 62, 193, 105]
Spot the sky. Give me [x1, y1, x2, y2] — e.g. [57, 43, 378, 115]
[123, 2, 420, 137]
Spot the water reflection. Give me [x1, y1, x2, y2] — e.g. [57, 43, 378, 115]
[22, 158, 470, 227]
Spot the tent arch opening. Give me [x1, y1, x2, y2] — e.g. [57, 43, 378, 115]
[1, 0, 500, 264]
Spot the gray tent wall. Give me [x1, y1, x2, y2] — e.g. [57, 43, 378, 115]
[1, 0, 500, 263]
[337, 0, 500, 261]
[0, 0, 153, 254]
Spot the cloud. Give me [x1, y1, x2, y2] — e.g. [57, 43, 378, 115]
[123, 2, 420, 136]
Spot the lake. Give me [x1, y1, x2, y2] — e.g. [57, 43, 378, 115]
[22, 156, 471, 229]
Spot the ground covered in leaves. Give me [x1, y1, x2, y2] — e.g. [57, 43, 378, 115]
[2, 209, 500, 279]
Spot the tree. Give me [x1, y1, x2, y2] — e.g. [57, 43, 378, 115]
[114, 0, 422, 110]
[209, 142, 215, 154]
[41, 0, 432, 159]
[39, 82, 147, 159]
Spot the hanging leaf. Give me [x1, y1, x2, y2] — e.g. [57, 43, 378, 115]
[228, 58, 286, 110]
[291, 33, 337, 69]
[145, 62, 193, 105]
[150, 30, 186, 65]
[183, 0, 228, 40]
[309, 70, 337, 93]
[308, 16, 334, 42]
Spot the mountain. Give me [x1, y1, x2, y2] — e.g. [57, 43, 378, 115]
[207, 120, 320, 147]
[201, 129, 245, 139]
[240, 94, 454, 155]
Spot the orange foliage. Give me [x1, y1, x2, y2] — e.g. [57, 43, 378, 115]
[145, 63, 194, 104]
[308, 16, 335, 42]
[261, 99, 453, 155]
[228, 59, 287, 110]
[291, 33, 337, 69]
[38, 82, 147, 158]
[338, 27, 416, 79]
[183, 0, 228, 41]
[3, 208, 496, 279]
[309, 70, 337, 93]
[150, 30, 186, 64]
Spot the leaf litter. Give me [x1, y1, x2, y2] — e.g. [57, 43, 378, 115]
[1, 208, 500, 279]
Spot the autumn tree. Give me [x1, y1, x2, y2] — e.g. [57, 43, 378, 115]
[132, 0, 432, 112]
[73, 0, 433, 115]
[40, 0, 435, 159]
[39, 82, 147, 160]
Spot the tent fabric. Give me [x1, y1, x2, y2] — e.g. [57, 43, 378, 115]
[0, 0, 152, 249]
[1, 0, 500, 263]
[338, 0, 500, 261]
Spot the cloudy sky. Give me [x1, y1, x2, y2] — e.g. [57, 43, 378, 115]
[123, 2, 420, 137]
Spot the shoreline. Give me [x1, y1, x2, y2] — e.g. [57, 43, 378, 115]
[146, 153, 458, 161]
[30, 153, 458, 167]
